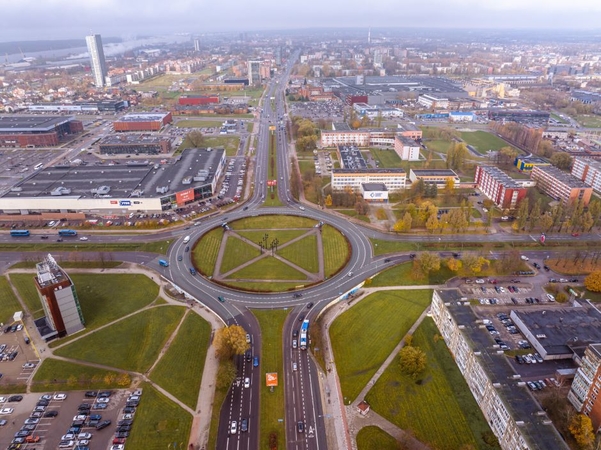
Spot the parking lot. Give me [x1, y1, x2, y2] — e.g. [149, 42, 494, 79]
[0, 327, 39, 386]
[288, 100, 344, 121]
[0, 389, 142, 450]
[0, 148, 65, 196]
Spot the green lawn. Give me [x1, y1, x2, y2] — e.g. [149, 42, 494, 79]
[356, 426, 401, 450]
[236, 229, 309, 246]
[322, 225, 350, 277]
[425, 139, 454, 154]
[366, 318, 499, 450]
[123, 382, 193, 450]
[220, 236, 261, 274]
[253, 309, 288, 450]
[10, 261, 122, 269]
[175, 120, 224, 128]
[460, 131, 513, 154]
[192, 227, 224, 275]
[227, 256, 306, 280]
[31, 358, 130, 392]
[370, 262, 454, 287]
[203, 136, 240, 157]
[0, 240, 171, 254]
[277, 234, 319, 273]
[230, 215, 316, 230]
[223, 281, 306, 292]
[369, 148, 403, 168]
[335, 209, 371, 223]
[0, 276, 22, 325]
[55, 306, 185, 373]
[576, 114, 601, 128]
[150, 312, 211, 409]
[9, 273, 44, 319]
[331, 290, 432, 402]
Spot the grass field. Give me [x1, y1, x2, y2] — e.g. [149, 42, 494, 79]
[55, 306, 185, 373]
[330, 290, 432, 401]
[123, 382, 193, 450]
[278, 234, 319, 273]
[460, 131, 512, 154]
[227, 256, 306, 280]
[322, 225, 350, 277]
[370, 262, 454, 287]
[356, 426, 401, 450]
[192, 227, 224, 275]
[31, 358, 130, 392]
[230, 215, 316, 230]
[236, 229, 309, 246]
[335, 209, 371, 223]
[9, 273, 44, 318]
[253, 309, 288, 450]
[0, 276, 22, 325]
[203, 136, 240, 157]
[576, 114, 601, 128]
[175, 120, 224, 128]
[220, 236, 261, 274]
[369, 148, 403, 168]
[425, 139, 453, 154]
[150, 312, 211, 409]
[0, 240, 171, 254]
[224, 281, 306, 291]
[366, 318, 498, 450]
[10, 261, 122, 269]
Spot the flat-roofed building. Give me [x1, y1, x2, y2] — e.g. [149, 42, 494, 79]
[394, 135, 420, 161]
[113, 112, 173, 132]
[178, 95, 220, 106]
[569, 344, 601, 432]
[475, 165, 526, 209]
[331, 168, 406, 192]
[530, 165, 592, 206]
[572, 158, 601, 194]
[488, 109, 550, 127]
[0, 115, 84, 148]
[431, 290, 569, 450]
[99, 134, 172, 155]
[514, 156, 551, 172]
[418, 94, 449, 109]
[409, 169, 460, 186]
[397, 122, 422, 140]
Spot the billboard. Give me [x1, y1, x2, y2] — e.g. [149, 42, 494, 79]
[176, 188, 195, 206]
[266, 372, 278, 387]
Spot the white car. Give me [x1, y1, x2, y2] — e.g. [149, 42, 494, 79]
[54, 393, 67, 400]
[79, 236, 89, 241]
[77, 440, 90, 446]
[77, 432, 92, 439]
[97, 397, 110, 403]
[0, 408, 14, 415]
[246, 334, 251, 343]
[244, 377, 250, 388]
[230, 420, 238, 435]
[0, 397, 6, 403]
[59, 441, 75, 448]
[475, 279, 485, 284]
[111, 445, 125, 450]
[22, 363, 36, 369]
[127, 395, 140, 402]
[61, 434, 76, 441]
[133, 389, 142, 396]
[520, 255, 529, 261]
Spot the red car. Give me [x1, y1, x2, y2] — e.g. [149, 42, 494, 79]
[572, 232, 580, 237]
[113, 438, 126, 444]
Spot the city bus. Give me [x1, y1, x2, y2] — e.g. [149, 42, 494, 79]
[10, 230, 30, 237]
[58, 229, 78, 236]
[299, 319, 309, 350]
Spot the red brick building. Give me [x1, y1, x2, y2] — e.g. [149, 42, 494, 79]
[113, 112, 173, 132]
[178, 95, 220, 106]
[0, 115, 83, 148]
[475, 165, 527, 209]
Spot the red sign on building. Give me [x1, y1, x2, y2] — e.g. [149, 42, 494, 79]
[176, 188, 195, 205]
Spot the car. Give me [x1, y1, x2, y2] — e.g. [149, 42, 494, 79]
[297, 421, 304, 433]
[22, 362, 36, 369]
[307, 302, 314, 309]
[115, 431, 130, 439]
[475, 279, 485, 284]
[0, 419, 6, 426]
[347, 272, 352, 277]
[246, 333, 251, 343]
[572, 232, 580, 237]
[123, 407, 136, 414]
[8, 395, 23, 402]
[79, 237, 88, 241]
[41, 235, 49, 239]
[97, 397, 110, 403]
[92, 403, 107, 410]
[111, 445, 125, 450]
[113, 437, 127, 444]
[59, 441, 75, 448]
[520, 255, 529, 261]
[96, 420, 112, 430]
[185, 246, 190, 252]
[61, 434, 76, 441]
[133, 389, 143, 396]
[299, 206, 305, 211]
[78, 432, 92, 440]
[292, 330, 298, 338]
[25, 436, 40, 443]
[40, 394, 52, 400]
[243, 206, 249, 211]
[230, 420, 238, 435]
[128, 395, 140, 402]
[293, 292, 302, 298]
[98, 391, 112, 398]
[244, 377, 250, 388]
[89, 414, 102, 421]
[44, 410, 58, 417]
[36, 399, 49, 406]
[118, 419, 133, 426]
[73, 414, 87, 421]
[0, 408, 14, 415]
[84, 391, 98, 398]
[298, 314, 305, 322]
[409, 253, 416, 259]
[547, 293, 555, 302]
[292, 340, 298, 349]
[53, 393, 67, 400]
[189, 267, 196, 275]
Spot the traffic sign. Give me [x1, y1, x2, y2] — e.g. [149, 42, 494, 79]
[266, 372, 278, 387]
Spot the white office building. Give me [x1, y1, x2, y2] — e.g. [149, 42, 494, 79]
[86, 34, 108, 88]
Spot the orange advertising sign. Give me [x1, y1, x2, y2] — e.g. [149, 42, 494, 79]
[176, 188, 194, 205]
[266, 372, 278, 387]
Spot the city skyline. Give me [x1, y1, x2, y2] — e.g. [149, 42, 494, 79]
[2, 0, 601, 41]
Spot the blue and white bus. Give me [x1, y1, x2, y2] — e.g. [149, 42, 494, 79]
[10, 230, 30, 237]
[58, 229, 78, 236]
[299, 319, 309, 350]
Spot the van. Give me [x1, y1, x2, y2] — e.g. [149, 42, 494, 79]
[520, 255, 529, 261]
[158, 259, 169, 267]
[183, 235, 191, 244]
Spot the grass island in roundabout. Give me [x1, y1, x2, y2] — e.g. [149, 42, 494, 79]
[191, 214, 351, 292]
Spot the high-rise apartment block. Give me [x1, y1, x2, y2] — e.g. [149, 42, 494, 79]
[248, 61, 261, 85]
[34, 254, 85, 339]
[194, 38, 201, 52]
[86, 34, 108, 88]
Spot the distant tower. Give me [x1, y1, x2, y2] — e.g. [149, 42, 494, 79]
[85, 34, 108, 88]
[248, 60, 261, 85]
[194, 38, 201, 52]
[368, 28, 371, 45]
[34, 254, 85, 339]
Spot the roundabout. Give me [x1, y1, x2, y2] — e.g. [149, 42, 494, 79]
[191, 214, 351, 292]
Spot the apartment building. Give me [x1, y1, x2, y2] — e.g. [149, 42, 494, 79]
[530, 165, 592, 206]
[431, 290, 568, 450]
[474, 166, 527, 209]
[331, 168, 406, 192]
[409, 169, 460, 186]
[572, 158, 601, 194]
[569, 344, 601, 431]
[394, 135, 421, 161]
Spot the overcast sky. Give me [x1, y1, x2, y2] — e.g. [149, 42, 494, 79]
[2, 0, 601, 41]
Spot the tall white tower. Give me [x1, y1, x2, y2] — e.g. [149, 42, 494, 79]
[368, 28, 371, 45]
[86, 34, 108, 88]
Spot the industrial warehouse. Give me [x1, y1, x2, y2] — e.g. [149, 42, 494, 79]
[0, 148, 225, 214]
[0, 115, 84, 148]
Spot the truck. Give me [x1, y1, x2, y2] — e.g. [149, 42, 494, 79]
[183, 235, 191, 244]
[158, 259, 169, 267]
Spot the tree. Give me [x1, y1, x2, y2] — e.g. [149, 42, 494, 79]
[399, 346, 427, 379]
[418, 252, 441, 276]
[447, 143, 468, 170]
[425, 214, 439, 234]
[393, 213, 413, 232]
[444, 178, 455, 197]
[585, 271, 601, 293]
[214, 325, 249, 360]
[324, 194, 333, 207]
[216, 359, 238, 389]
[375, 208, 387, 220]
[186, 130, 204, 147]
[550, 152, 573, 171]
[463, 253, 490, 275]
[516, 198, 529, 231]
[446, 257, 462, 272]
[568, 414, 594, 449]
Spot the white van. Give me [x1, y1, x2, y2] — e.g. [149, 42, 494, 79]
[183, 235, 191, 244]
